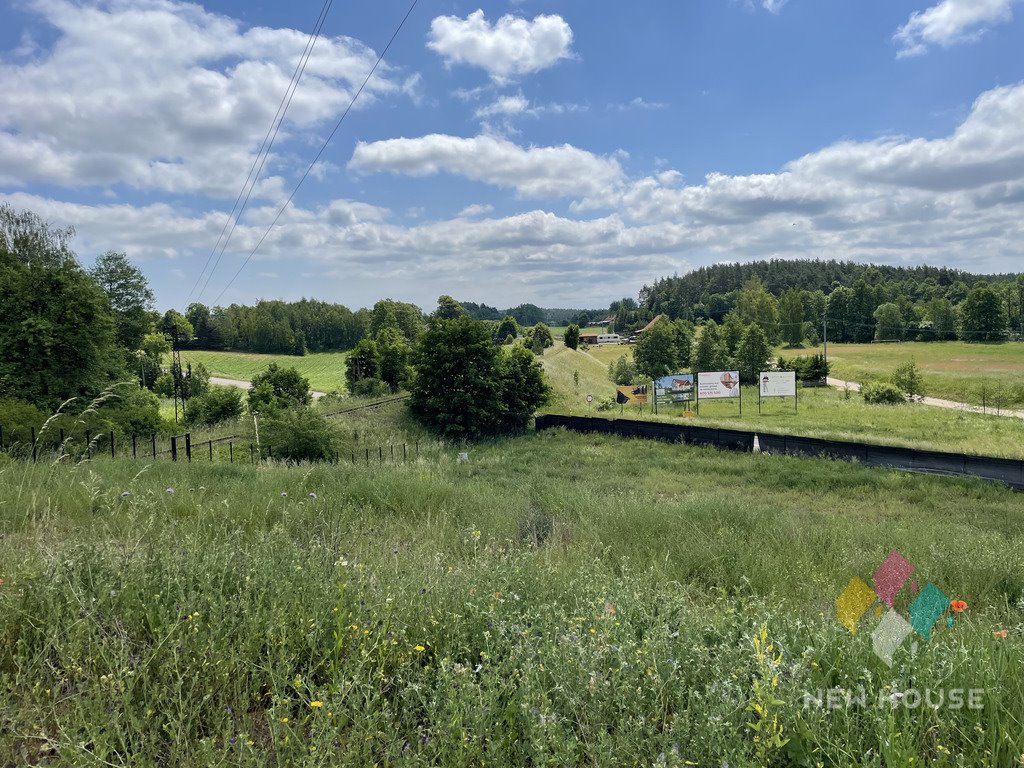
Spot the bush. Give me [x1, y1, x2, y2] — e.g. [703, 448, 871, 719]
[608, 355, 638, 385]
[184, 386, 243, 428]
[861, 381, 906, 405]
[248, 364, 311, 414]
[891, 361, 925, 400]
[0, 398, 48, 447]
[153, 373, 175, 398]
[778, 353, 830, 382]
[259, 406, 337, 462]
[351, 377, 389, 398]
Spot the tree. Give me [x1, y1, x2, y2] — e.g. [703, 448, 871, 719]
[564, 324, 580, 350]
[259, 406, 337, 462]
[633, 321, 678, 379]
[495, 316, 519, 344]
[735, 324, 772, 384]
[495, 345, 551, 433]
[508, 303, 545, 326]
[959, 284, 1008, 342]
[410, 317, 503, 440]
[160, 309, 194, 341]
[0, 205, 125, 408]
[526, 323, 553, 350]
[89, 250, 155, 352]
[720, 312, 746, 356]
[673, 320, 694, 368]
[248, 363, 311, 413]
[690, 321, 727, 373]
[433, 295, 467, 320]
[926, 298, 957, 340]
[778, 288, 805, 347]
[735, 277, 780, 342]
[376, 328, 412, 393]
[608, 354, 638, 385]
[345, 338, 381, 391]
[873, 303, 905, 341]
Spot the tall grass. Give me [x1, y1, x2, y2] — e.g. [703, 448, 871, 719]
[1, 431, 1022, 765]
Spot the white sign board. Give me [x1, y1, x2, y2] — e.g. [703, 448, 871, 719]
[697, 370, 741, 399]
[759, 371, 796, 398]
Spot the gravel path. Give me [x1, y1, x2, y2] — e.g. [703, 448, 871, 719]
[826, 377, 1024, 420]
[209, 376, 327, 400]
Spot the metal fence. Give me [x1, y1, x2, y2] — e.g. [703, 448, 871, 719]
[535, 414, 1024, 491]
[0, 425, 423, 467]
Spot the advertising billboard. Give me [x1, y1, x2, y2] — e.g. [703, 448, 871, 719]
[615, 384, 649, 404]
[654, 374, 694, 403]
[697, 371, 741, 399]
[759, 371, 796, 398]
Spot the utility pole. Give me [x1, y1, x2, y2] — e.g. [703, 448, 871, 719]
[171, 326, 183, 424]
[823, 317, 828, 374]
[252, 411, 260, 450]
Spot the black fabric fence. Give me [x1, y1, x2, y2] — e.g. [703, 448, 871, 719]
[535, 414, 1024, 491]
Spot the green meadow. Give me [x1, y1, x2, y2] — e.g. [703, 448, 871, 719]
[181, 350, 349, 393]
[2, 431, 1023, 766]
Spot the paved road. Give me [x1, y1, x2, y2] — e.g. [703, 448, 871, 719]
[210, 376, 327, 400]
[827, 377, 1024, 420]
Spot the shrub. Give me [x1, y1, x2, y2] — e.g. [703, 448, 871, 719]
[153, 373, 175, 398]
[564, 324, 580, 350]
[351, 377, 389, 398]
[861, 381, 906, 405]
[608, 355, 638, 385]
[184, 386, 243, 428]
[891, 361, 925, 400]
[259, 406, 337, 462]
[248, 364, 311, 414]
[0, 398, 48, 447]
[779, 353, 830, 382]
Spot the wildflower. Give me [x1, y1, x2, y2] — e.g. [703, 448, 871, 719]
[414, 645, 426, 652]
[166, 487, 175, 494]
[308, 492, 317, 499]
[993, 630, 1008, 638]
[310, 700, 323, 708]
[950, 600, 968, 613]
[120, 491, 130, 497]
[280, 717, 288, 724]
[280, 491, 288, 498]
[493, 591, 501, 599]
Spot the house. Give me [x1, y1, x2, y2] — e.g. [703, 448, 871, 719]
[636, 314, 666, 334]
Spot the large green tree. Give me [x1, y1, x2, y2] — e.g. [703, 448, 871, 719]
[0, 205, 125, 408]
[248, 364, 312, 413]
[411, 317, 548, 440]
[959, 285, 1008, 342]
[632, 320, 678, 379]
[89, 250, 155, 352]
[778, 288, 805, 347]
[735, 324, 772, 384]
[690, 321, 728, 373]
[873, 303, 905, 341]
[563, 324, 580, 350]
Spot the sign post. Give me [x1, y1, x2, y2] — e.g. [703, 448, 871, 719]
[758, 371, 798, 414]
[586, 393, 593, 414]
[696, 371, 742, 416]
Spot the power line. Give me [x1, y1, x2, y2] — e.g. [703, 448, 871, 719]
[184, 0, 334, 307]
[212, 0, 421, 306]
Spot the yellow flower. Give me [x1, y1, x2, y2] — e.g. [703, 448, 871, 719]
[280, 717, 289, 724]
[310, 700, 323, 709]
[414, 645, 426, 652]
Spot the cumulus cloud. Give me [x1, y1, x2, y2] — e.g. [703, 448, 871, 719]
[762, 0, 788, 14]
[349, 133, 625, 199]
[457, 203, 495, 217]
[427, 10, 573, 81]
[0, 0, 409, 198]
[894, 0, 1015, 57]
[475, 93, 531, 119]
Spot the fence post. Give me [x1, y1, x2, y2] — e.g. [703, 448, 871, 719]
[171, 435, 177, 462]
[403, 443, 407, 462]
[250, 444, 254, 463]
[110, 431, 115, 459]
[31, 426, 37, 462]
[379, 446, 383, 463]
[267, 445, 272, 461]
[185, 433, 191, 463]
[391, 444, 394, 462]
[351, 451, 355, 464]
[229, 441, 233, 464]
[86, 430, 92, 459]
[416, 441, 419, 458]
[152, 433, 157, 459]
[0, 424, 4, 452]
[335, 449, 339, 464]
[365, 448, 369, 465]
[59, 428, 64, 454]
[208, 440, 213, 461]
[132, 433, 137, 459]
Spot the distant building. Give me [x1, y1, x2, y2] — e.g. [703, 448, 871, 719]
[636, 314, 666, 334]
[580, 333, 622, 345]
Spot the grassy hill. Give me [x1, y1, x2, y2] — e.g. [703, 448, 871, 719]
[182, 350, 349, 392]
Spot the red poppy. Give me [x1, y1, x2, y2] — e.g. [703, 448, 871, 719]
[993, 630, 1008, 638]
[950, 600, 968, 613]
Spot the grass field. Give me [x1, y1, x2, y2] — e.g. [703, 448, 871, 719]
[182, 350, 349, 393]
[539, 344, 1024, 458]
[820, 341, 1024, 408]
[2, 431, 1022, 765]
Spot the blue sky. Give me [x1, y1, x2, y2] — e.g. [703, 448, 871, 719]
[2, 0, 1023, 312]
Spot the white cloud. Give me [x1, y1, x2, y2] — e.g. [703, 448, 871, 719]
[457, 203, 495, 217]
[427, 10, 573, 81]
[475, 93, 531, 118]
[894, 0, 1015, 57]
[762, 0, 788, 14]
[0, 0, 409, 198]
[349, 133, 625, 199]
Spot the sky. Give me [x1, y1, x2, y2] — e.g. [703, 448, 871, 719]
[1, 0, 1023, 312]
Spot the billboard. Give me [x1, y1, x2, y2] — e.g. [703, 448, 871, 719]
[697, 371, 741, 399]
[759, 371, 796, 398]
[615, 384, 649, 404]
[655, 374, 694, 403]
